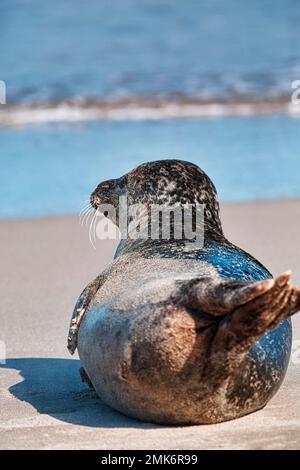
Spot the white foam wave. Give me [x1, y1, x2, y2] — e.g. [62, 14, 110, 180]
[0, 99, 300, 127]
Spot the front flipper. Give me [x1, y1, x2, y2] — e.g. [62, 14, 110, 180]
[67, 275, 104, 354]
[79, 367, 94, 389]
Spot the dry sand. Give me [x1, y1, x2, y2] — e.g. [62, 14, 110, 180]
[0, 200, 300, 449]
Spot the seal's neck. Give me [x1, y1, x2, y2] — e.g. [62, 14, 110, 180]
[113, 211, 226, 259]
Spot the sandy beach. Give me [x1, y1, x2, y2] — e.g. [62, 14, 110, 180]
[1, 199, 300, 450]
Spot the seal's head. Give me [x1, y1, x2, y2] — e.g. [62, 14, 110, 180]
[90, 159, 223, 238]
[90, 176, 127, 209]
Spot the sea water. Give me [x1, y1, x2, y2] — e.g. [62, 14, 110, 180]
[0, 0, 300, 218]
[0, 115, 300, 218]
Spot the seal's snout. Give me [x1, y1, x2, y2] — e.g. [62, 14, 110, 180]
[90, 179, 119, 210]
[90, 193, 101, 209]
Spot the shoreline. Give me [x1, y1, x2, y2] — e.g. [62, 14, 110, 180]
[1, 97, 300, 128]
[1, 199, 300, 449]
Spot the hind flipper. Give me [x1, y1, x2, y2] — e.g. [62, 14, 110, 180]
[214, 272, 299, 351]
[67, 275, 104, 354]
[203, 272, 300, 382]
[179, 272, 300, 383]
[181, 276, 275, 316]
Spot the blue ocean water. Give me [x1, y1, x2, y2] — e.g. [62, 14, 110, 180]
[1, 115, 300, 218]
[0, 0, 300, 218]
[1, 0, 300, 103]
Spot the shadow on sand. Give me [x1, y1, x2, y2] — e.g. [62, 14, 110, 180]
[1, 358, 160, 429]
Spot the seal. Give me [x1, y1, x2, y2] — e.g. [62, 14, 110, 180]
[68, 160, 300, 424]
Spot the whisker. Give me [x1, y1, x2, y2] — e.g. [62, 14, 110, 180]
[89, 210, 98, 249]
[79, 204, 90, 217]
[79, 200, 90, 211]
[81, 207, 93, 226]
[91, 211, 99, 249]
[81, 205, 95, 226]
[79, 202, 92, 224]
[93, 209, 101, 246]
